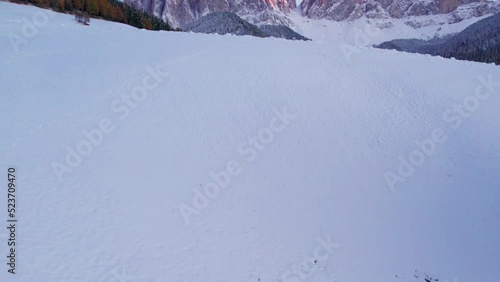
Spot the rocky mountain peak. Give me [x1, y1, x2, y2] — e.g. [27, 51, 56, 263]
[125, 0, 297, 28]
[299, 0, 493, 21]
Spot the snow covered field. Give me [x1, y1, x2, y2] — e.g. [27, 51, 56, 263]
[1, 2, 500, 282]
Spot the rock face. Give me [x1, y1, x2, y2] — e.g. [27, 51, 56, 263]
[124, 0, 297, 28]
[300, 0, 497, 22]
[125, 0, 499, 30]
[439, 0, 461, 13]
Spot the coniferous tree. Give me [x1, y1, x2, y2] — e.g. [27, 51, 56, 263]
[15, 0, 172, 31]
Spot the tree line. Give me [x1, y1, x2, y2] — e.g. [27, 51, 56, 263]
[11, 0, 174, 31]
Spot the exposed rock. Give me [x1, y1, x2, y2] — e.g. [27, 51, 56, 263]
[300, 0, 497, 22]
[125, 0, 297, 28]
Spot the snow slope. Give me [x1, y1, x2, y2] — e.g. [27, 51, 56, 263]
[1, 2, 500, 282]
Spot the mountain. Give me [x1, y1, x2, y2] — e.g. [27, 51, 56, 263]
[184, 12, 270, 37]
[184, 12, 310, 40]
[375, 12, 500, 64]
[300, 0, 500, 23]
[124, 0, 500, 37]
[124, 0, 296, 28]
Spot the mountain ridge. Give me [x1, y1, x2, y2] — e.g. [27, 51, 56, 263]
[125, 0, 297, 28]
[300, 0, 500, 23]
[126, 0, 500, 30]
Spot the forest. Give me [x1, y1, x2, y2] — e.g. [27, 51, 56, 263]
[10, 0, 174, 31]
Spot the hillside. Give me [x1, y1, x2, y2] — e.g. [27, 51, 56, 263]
[8, 0, 173, 31]
[183, 12, 269, 38]
[1, 2, 500, 282]
[184, 12, 310, 41]
[375, 12, 500, 64]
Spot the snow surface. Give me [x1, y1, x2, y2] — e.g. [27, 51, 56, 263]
[1, 2, 500, 282]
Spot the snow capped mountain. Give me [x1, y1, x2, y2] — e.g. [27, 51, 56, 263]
[124, 0, 297, 28]
[124, 0, 500, 39]
[300, 0, 500, 23]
